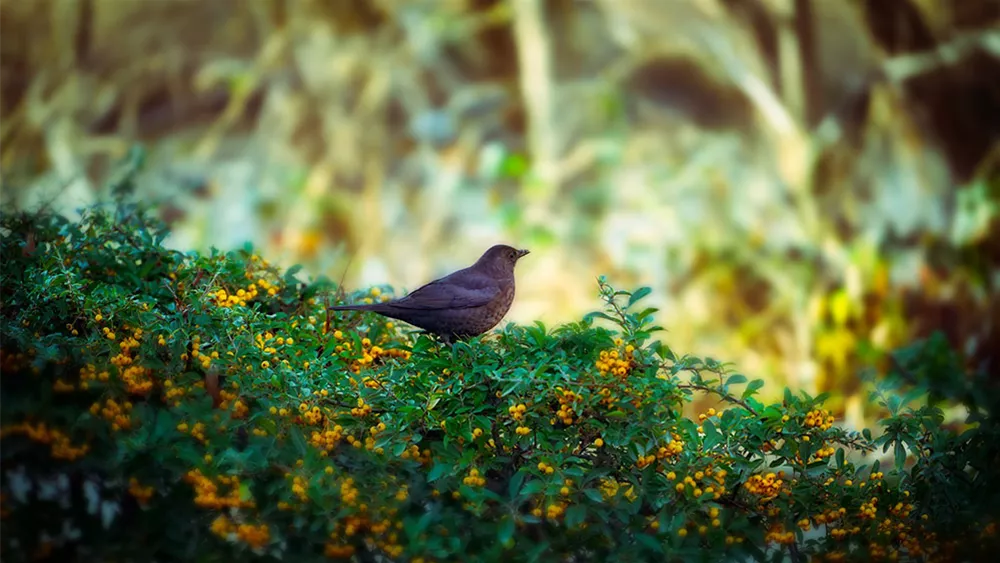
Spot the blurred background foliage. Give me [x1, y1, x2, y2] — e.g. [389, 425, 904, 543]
[1, 0, 998, 428]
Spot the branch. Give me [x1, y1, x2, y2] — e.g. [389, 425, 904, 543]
[883, 29, 1000, 83]
[676, 382, 758, 416]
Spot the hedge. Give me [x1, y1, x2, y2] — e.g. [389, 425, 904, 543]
[1, 177, 998, 563]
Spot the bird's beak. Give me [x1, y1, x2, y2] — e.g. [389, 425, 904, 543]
[516, 249, 530, 260]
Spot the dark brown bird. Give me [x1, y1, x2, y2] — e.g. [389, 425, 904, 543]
[330, 245, 530, 342]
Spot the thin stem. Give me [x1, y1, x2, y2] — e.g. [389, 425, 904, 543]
[676, 383, 759, 416]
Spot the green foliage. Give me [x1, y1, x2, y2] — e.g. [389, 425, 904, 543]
[2, 188, 999, 562]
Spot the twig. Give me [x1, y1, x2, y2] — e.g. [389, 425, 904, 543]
[883, 29, 1000, 83]
[596, 277, 630, 328]
[370, 367, 403, 404]
[676, 382, 758, 416]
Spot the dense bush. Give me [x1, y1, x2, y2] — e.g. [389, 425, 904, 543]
[2, 187, 999, 562]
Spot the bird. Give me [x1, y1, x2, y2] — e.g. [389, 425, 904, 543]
[329, 245, 530, 342]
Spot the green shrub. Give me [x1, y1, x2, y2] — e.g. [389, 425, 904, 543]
[2, 180, 999, 562]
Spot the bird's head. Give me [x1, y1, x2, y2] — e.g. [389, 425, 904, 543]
[476, 244, 530, 273]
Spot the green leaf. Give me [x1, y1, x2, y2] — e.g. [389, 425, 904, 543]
[798, 440, 814, 461]
[727, 374, 747, 386]
[283, 264, 303, 284]
[627, 287, 652, 308]
[521, 480, 545, 496]
[894, 442, 906, 472]
[651, 341, 675, 361]
[583, 489, 605, 503]
[702, 419, 721, 449]
[289, 428, 308, 456]
[565, 504, 587, 528]
[392, 441, 407, 457]
[501, 380, 523, 397]
[742, 379, 765, 399]
[498, 517, 515, 544]
[584, 311, 617, 323]
[636, 533, 663, 553]
[428, 463, 450, 482]
[888, 394, 902, 415]
[761, 406, 783, 422]
[806, 460, 829, 475]
[508, 470, 526, 498]
[635, 307, 659, 321]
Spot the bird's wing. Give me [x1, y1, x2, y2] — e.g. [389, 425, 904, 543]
[389, 270, 500, 310]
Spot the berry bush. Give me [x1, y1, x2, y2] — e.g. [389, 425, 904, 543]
[2, 181, 999, 563]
